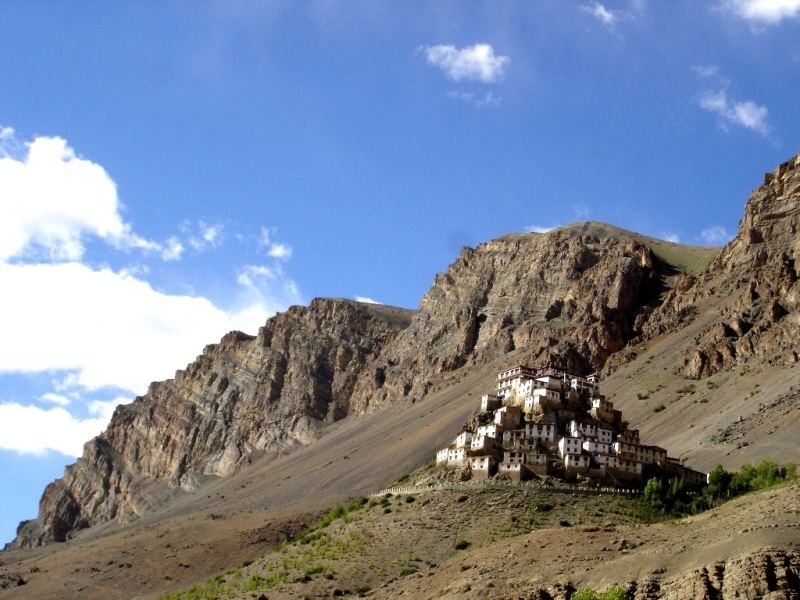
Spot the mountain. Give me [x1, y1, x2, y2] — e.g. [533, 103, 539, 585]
[10, 222, 681, 550]
[1, 152, 798, 600]
[10, 299, 414, 548]
[645, 153, 800, 378]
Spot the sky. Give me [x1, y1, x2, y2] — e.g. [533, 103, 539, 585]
[1, 0, 799, 544]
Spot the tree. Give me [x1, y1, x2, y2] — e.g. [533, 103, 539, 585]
[706, 464, 730, 499]
[642, 478, 662, 510]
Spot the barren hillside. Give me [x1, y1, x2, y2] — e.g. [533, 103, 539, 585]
[1, 153, 798, 599]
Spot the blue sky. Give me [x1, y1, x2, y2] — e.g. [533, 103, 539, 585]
[1, 0, 799, 544]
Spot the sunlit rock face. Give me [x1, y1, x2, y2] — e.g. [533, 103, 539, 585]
[350, 222, 663, 413]
[643, 153, 800, 378]
[10, 298, 413, 549]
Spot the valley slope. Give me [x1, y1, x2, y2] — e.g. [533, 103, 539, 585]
[1, 153, 799, 600]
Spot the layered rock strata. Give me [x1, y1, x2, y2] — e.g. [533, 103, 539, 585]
[643, 153, 800, 378]
[10, 299, 413, 549]
[351, 225, 665, 413]
[16, 153, 800, 549]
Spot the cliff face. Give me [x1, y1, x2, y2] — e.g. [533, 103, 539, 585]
[644, 153, 800, 378]
[351, 224, 664, 413]
[10, 299, 413, 549]
[10, 226, 665, 549]
[628, 549, 800, 600]
[14, 153, 799, 550]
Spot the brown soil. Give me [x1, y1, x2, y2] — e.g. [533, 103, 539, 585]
[372, 481, 800, 599]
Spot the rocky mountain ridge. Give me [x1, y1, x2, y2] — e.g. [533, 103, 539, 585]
[8, 152, 800, 555]
[11, 223, 676, 550]
[350, 224, 669, 414]
[10, 299, 413, 549]
[643, 153, 800, 378]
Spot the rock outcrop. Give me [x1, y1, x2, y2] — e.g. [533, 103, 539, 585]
[9, 299, 413, 549]
[641, 153, 800, 378]
[629, 548, 800, 599]
[351, 223, 665, 413]
[10, 225, 668, 549]
[523, 549, 800, 599]
[13, 153, 799, 550]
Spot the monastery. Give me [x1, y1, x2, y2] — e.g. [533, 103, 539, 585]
[436, 365, 707, 486]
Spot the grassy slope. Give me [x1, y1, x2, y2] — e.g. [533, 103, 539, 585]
[165, 484, 651, 600]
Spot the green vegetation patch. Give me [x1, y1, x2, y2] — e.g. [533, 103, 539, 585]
[572, 585, 626, 600]
[640, 458, 796, 517]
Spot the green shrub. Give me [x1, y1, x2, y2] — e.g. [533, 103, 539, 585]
[653, 404, 666, 412]
[318, 505, 346, 528]
[572, 585, 626, 600]
[454, 540, 470, 550]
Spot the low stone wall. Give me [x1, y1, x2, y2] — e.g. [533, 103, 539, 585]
[370, 480, 637, 497]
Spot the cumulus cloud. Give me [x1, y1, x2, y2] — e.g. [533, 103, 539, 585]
[699, 225, 733, 245]
[355, 296, 382, 304]
[237, 264, 275, 288]
[0, 128, 304, 456]
[0, 261, 298, 392]
[723, 0, 800, 23]
[267, 243, 292, 259]
[0, 131, 159, 262]
[0, 398, 129, 457]
[698, 89, 770, 136]
[582, 2, 617, 25]
[39, 393, 71, 406]
[423, 43, 509, 83]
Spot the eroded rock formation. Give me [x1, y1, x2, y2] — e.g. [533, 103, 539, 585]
[643, 153, 800, 378]
[351, 225, 664, 413]
[11, 152, 800, 552]
[10, 299, 413, 549]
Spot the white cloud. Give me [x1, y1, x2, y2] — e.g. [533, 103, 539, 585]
[237, 264, 275, 288]
[423, 43, 509, 83]
[0, 132, 159, 262]
[200, 222, 222, 245]
[188, 220, 224, 251]
[698, 89, 770, 136]
[267, 242, 292, 259]
[259, 226, 293, 260]
[87, 398, 123, 421]
[0, 261, 298, 392]
[723, 0, 800, 23]
[699, 225, 733, 245]
[525, 225, 557, 233]
[355, 296, 382, 304]
[582, 2, 617, 25]
[660, 232, 681, 243]
[0, 398, 129, 457]
[161, 236, 184, 261]
[39, 393, 71, 406]
[0, 127, 305, 457]
[0, 130, 302, 383]
[446, 90, 502, 108]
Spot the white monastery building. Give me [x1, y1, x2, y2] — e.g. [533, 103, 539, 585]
[436, 364, 707, 485]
